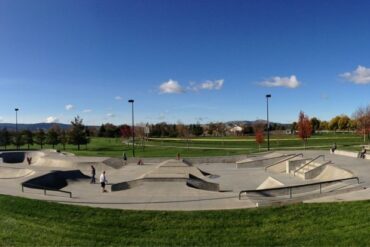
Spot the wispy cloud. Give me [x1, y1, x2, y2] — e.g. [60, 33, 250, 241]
[107, 113, 115, 118]
[0, 116, 3, 123]
[189, 79, 224, 91]
[83, 109, 92, 113]
[45, 116, 59, 123]
[114, 96, 123, 100]
[159, 79, 224, 94]
[159, 79, 184, 94]
[340, 65, 370, 84]
[65, 104, 74, 110]
[259, 75, 300, 88]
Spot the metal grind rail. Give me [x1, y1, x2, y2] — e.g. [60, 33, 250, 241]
[293, 155, 325, 176]
[21, 183, 72, 198]
[264, 153, 303, 171]
[239, 176, 360, 200]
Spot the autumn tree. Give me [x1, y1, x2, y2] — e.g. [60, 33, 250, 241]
[319, 121, 329, 130]
[297, 111, 312, 149]
[253, 121, 265, 151]
[176, 122, 191, 150]
[353, 105, 370, 143]
[120, 124, 131, 146]
[329, 116, 341, 132]
[338, 115, 351, 131]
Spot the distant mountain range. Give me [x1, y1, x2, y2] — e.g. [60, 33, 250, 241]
[226, 120, 291, 127]
[0, 120, 291, 132]
[0, 123, 72, 131]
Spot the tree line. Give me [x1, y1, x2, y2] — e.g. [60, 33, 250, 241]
[0, 116, 90, 151]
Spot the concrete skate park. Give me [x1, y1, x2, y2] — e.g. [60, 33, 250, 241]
[0, 149, 370, 210]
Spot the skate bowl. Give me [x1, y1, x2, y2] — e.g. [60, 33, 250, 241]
[0, 151, 45, 164]
[0, 167, 35, 179]
[22, 170, 90, 190]
[111, 159, 220, 192]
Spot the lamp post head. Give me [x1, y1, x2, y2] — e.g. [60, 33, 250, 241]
[128, 99, 134, 103]
[15, 108, 19, 112]
[266, 94, 271, 98]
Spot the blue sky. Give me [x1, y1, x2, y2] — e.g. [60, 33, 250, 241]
[1, 0, 370, 125]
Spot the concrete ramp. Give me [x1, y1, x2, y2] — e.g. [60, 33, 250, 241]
[256, 176, 284, 190]
[22, 170, 90, 190]
[111, 159, 221, 192]
[186, 174, 220, 191]
[315, 165, 354, 180]
[236, 154, 294, 168]
[0, 167, 35, 179]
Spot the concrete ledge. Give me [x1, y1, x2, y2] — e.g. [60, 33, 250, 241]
[333, 150, 370, 160]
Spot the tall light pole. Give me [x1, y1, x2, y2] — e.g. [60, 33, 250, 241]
[15, 108, 19, 150]
[128, 99, 135, 157]
[266, 94, 271, 151]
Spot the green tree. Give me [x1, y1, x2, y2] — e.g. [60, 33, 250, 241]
[59, 130, 68, 150]
[46, 126, 60, 149]
[0, 128, 11, 150]
[22, 130, 34, 150]
[310, 117, 321, 133]
[189, 124, 204, 137]
[35, 129, 46, 149]
[68, 116, 89, 150]
[12, 132, 26, 149]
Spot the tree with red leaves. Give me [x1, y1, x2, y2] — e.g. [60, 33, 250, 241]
[253, 120, 265, 151]
[297, 111, 312, 149]
[353, 105, 370, 143]
[120, 125, 131, 146]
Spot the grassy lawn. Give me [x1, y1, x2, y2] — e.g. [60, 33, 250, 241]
[0, 133, 368, 158]
[1, 194, 370, 246]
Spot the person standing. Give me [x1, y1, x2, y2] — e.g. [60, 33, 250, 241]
[100, 171, 108, 192]
[90, 165, 96, 184]
[123, 152, 128, 165]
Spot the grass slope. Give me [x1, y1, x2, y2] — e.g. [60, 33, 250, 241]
[1, 194, 370, 246]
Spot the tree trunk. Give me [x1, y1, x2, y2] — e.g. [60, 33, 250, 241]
[28, 144, 30, 150]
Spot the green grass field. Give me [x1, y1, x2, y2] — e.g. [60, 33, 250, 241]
[1, 133, 367, 158]
[1, 194, 370, 246]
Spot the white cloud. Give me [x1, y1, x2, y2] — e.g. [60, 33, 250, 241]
[340, 65, 370, 84]
[188, 79, 224, 91]
[159, 79, 184, 94]
[115, 96, 123, 100]
[46, 116, 59, 123]
[200, 79, 224, 90]
[65, 104, 74, 110]
[107, 113, 115, 118]
[259, 75, 300, 88]
[83, 109, 92, 113]
[0, 116, 3, 122]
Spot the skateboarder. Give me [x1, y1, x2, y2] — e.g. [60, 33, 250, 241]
[99, 171, 108, 192]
